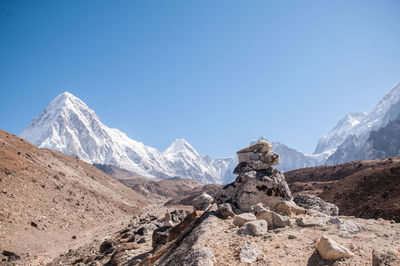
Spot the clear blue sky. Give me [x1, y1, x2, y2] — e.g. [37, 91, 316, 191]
[1, 0, 399, 158]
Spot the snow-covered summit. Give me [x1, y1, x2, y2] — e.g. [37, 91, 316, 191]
[314, 112, 368, 154]
[315, 82, 400, 155]
[164, 138, 198, 155]
[20, 92, 231, 184]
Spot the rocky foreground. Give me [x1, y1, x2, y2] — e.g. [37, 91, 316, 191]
[45, 140, 400, 266]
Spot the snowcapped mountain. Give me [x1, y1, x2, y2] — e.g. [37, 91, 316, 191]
[20, 92, 227, 184]
[163, 138, 222, 184]
[271, 141, 332, 172]
[314, 112, 368, 154]
[20, 82, 400, 184]
[319, 82, 400, 164]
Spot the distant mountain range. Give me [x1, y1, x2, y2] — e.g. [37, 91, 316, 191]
[20, 82, 400, 184]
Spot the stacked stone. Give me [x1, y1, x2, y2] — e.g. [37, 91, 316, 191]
[220, 140, 294, 213]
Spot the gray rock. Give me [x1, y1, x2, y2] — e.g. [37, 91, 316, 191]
[256, 209, 290, 229]
[294, 194, 339, 216]
[171, 210, 187, 223]
[372, 248, 399, 266]
[221, 168, 293, 212]
[250, 203, 268, 214]
[218, 203, 235, 219]
[182, 247, 215, 266]
[136, 223, 158, 236]
[137, 237, 148, 244]
[338, 220, 365, 237]
[233, 213, 257, 227]
[296, 216, 328, 227]
[193, 193, 214, 211]
[241, 220, 269, 236]
[157, 214, 219, 266]
[329, 217, 341, 224]
[239, 244, 260, 263]
[99, 239, 117, 254]
[152, 226, 171, 249]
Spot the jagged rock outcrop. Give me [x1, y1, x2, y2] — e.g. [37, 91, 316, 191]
[220, 140, 299, 214]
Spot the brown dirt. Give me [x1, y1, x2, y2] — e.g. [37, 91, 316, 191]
[0, 129, 148, 265]
[285, 157, 400, 222]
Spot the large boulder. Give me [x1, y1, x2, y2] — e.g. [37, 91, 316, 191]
[221, 167, 293, 212]
[294, 194, 339, 216]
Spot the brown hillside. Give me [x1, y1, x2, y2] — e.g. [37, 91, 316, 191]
[94, 164, 202, 201]
[285, 157, 400, 222]
[0, 129, 148, 264]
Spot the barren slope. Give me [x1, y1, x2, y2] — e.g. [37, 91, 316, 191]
[0, 129, 148, 264]
[285, 157, 400, 222]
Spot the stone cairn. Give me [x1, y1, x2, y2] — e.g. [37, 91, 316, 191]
[220, 140, 302, 215]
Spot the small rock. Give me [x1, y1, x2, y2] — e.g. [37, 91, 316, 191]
[296, 216, 327, 227]
[164, 220, 175, 227]
[233, 213, 256, 227]
[152, 226, 170, 249]
[218, 203, 235, 219]
[257, 209, 290, 229]
[338, 220, 365, 236]
[288, 234, 297, 239]
[294, 194, 339, 216]
[170, 210, 187, 223]
[136, 223, 158, 235]
[239, 244, 260, 263]
[316, 235, 354, 260]
[274, 200, 306, 216]
[193, 193, 214, 211]
[30, 221, 38, 228]
[329, 217, 341, 224]
[2, 250, 20, 261]
[241, 220, 269, 236]
[72, 235, 77, 239]
[250, 203, 267, 214]
[99, 239, 117, 254]
[372, 248, 399, 266]
[137, 237, 148, 244]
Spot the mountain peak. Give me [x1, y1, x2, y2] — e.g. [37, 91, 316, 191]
[164, 138, 197, 155]
[48, 91, 87, 111]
